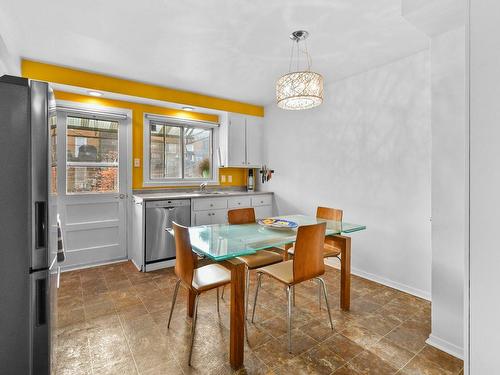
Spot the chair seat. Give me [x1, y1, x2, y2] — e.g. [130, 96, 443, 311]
[287, 243, 341, 258]
[257, 260, 294, 285]
[236, 249, 283, 269]
[192, 264, 231, 292]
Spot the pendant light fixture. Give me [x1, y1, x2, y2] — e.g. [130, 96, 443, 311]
[276, 30, 323, 110]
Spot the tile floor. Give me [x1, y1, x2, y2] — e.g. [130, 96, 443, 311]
[55, 261, 463, 374]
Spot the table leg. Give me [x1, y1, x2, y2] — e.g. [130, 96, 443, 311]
[223, 259, 245, 369]
[327, 235, 352, 311]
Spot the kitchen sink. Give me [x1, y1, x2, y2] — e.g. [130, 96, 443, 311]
[192, 190, 229, 195]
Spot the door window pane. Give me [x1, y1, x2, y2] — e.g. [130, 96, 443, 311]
[67, 166, 118, 193]
[149, 123, 181, 179]
[66, 116, 119, 193]
[184, 127, 212, 178]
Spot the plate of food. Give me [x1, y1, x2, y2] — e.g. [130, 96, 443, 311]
[257, 218, 298, 230]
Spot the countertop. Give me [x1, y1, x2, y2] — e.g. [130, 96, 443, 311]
[133, 190, 273, 202]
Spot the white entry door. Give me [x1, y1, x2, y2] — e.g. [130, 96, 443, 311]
[56, 106, 130, 269]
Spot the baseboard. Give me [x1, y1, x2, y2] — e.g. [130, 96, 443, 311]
[130, 258, 142, 271]
[60, 258, 128, 272]
[144, 259, 175, 272]
[426, 334, 464, 359]
[325, 258, 431, 301]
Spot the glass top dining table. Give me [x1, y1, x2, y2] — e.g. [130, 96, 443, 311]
[183, 214, 366, 261]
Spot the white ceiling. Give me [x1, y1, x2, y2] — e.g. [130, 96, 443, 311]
[0, 0, 429, 106]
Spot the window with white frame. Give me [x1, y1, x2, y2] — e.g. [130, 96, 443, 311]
[144, 116, 217, 184]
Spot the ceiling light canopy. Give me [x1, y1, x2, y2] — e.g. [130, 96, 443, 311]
[276, 30, 323, 110]
[182, 106, 194, 111]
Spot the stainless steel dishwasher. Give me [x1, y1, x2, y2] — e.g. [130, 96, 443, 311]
[145, 199, 191, 264]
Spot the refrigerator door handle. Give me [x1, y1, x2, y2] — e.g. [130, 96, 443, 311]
[35, 278, 47, 326]
[35, 201, 47, 249]
[30, 270, 50, 373]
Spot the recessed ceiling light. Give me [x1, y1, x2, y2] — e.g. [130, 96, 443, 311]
[88, 91, 102, 97]
[182, 106, 194, 111]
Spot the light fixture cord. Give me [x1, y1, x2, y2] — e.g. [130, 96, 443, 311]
[304, 39, 312, 71]
[288, 39, 295, 73]
[287, 34, 313, 72]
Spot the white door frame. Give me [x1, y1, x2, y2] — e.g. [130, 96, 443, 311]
[56, 100, 132, 269]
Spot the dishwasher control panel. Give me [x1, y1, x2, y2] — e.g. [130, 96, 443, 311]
[145, 199, 191, 208]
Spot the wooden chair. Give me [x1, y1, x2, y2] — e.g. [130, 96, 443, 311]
[287, 206, 343, 308]
[252, 222, 333, 352]
[167, 222, 231, 365]
[222, 207, 283, 322]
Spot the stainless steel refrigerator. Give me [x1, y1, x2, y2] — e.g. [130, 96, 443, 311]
[0, 75, 59, 374]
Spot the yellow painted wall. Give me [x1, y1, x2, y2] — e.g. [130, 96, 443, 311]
[21, 60, 261, 189]
[54, 91, 248, 189]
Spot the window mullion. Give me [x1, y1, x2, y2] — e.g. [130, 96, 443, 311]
[181, 125, 185, 179]
[163, 126, 167, 179]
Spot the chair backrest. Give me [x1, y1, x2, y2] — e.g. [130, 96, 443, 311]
[293, 222, 327, 283]
[227, 207, 256, 225]
[316, 206, 343, 221]
[172, 222, 196, 288]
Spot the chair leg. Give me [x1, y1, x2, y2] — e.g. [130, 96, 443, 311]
[245, 268, 250, 321]
[216, 287, 220, 313]
[287, 285, 293, 353]
[317, 279, 322, 310]
[167, 279, 181, 329]
[188, 294, 200, 366]
[317, 277, 333, 330]
[251, 272, 263, 323]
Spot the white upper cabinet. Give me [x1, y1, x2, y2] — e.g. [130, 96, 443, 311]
[245, 115, 262, 167]
[227, 114, 247, 167]
[219, 113, 263, 168]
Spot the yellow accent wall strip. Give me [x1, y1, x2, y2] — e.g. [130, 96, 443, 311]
[22, 60, 264, 117]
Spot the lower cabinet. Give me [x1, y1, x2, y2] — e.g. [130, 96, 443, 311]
[193, 209, 227, 226]
[191, 194, 274, 226]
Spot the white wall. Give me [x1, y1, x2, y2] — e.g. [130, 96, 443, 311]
[427, 26, 466, 359]
[469, 0, 500, 372]
[262, 51, 432, 299]
[0, 33, 17, 76]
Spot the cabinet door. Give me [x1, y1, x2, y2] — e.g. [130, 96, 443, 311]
[194, 211, 212, 226]
[211, 209, 228, 224]
[254, 205, 273, 219]
[228, 114, 247, 167]
[246, 115, 262, 167]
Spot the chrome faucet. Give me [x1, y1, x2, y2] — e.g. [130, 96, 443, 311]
[199, 182, 208, 193]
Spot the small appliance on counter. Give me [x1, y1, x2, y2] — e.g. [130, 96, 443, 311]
[247, 169, 255, 191]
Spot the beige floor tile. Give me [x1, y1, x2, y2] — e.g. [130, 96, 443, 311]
[416, 345, 463, 374]
[324, 333, 364, 362]
[54, 262, 461, 375]
[348, 350, 398, 374]
[366, 337, 414, 370]
[92, 357, 138, 375]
